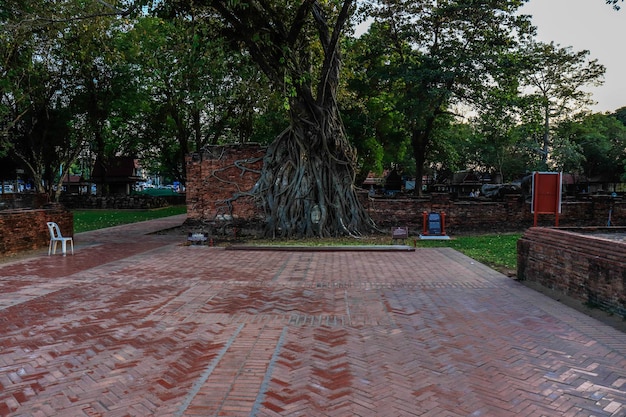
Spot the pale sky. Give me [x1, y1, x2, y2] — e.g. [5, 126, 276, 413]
[521, 0, 626, 113]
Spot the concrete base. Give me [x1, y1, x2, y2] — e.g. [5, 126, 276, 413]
[227, 245, 416, 252]
[419, 235, 451, 240]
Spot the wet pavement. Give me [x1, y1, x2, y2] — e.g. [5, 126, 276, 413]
[1, 215, 626, 416]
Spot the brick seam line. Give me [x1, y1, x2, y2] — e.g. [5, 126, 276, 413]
[271, 253, 293, 282]
[173, 323, 245, 417]
[249, 326, 288, 416]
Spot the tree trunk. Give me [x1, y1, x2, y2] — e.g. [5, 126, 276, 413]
[254, 98, 375, 238]
[410, 117, 436, 197]
[542, 103, 550, 164]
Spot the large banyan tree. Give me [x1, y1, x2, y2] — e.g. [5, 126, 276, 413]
[183, 0, 376, 238]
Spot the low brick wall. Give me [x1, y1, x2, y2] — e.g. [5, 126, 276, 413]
[60, 194, 183, 209]
[0, 208, 74, 257]
[517, 227, 626, 317]
[0, 193, 49, 210]
[363, 194, 626, 234]
[363, 194, 529, 233]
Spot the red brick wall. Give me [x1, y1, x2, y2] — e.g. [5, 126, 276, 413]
[0, 208, 73, 257]
[185, 144, 626, 234]
[517, 227, 626, 316]
[362, 194, 530, 233]
[185, 144, 266, 223]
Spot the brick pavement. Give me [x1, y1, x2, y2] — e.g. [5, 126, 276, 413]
[1, 215, 626, 416]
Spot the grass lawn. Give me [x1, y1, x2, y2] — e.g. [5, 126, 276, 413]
[414, 233, 521, 273]
[72, 205, 187, 233]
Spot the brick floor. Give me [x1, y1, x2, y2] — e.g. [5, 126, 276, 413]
[1, 215, 625, 416]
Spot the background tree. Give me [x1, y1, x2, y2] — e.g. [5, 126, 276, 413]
[552, 113, 626, 185]
[60, 6, 135, 196]
[464, 48, 556, 182]
[124, 12, 271, 184]
[517, 41, 605, 166]
[354, 0, 534, 194]
[0, 0, 94, 200]
[342, 33, 411, 184]
[0, 0, 43, 158]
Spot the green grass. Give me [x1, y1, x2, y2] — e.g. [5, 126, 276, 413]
[414, 233, 521, 271]
[72, 206, 187, 233]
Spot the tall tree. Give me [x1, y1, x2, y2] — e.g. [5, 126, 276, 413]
[0, 0, 41, 158]
[466, 51, 544, 182]
[61, 7, 132, 196]
[518, 41, 605, 165]
[341, 33, 412, 183]
[155, 0, 375, 237]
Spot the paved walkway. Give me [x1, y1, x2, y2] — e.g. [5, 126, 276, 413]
[1, 215, 626, 417]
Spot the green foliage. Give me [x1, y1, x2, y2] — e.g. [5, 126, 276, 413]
[613, 106, 626, 126]
[73, 206, 187, 233]
[348, 0, 535, 192]
[1, 0, 623, 215]
[553, 113, 626, 182]
[119, 13, 273, 182]
[517, 41, 606, 165]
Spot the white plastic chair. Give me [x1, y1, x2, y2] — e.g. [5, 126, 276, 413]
[47, 222, 74, 256]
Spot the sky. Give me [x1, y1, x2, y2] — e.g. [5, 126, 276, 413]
[520, 0, 626, 113]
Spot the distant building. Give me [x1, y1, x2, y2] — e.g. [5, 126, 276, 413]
[62, 174, 90, 195]
[91, 157, 143, 195]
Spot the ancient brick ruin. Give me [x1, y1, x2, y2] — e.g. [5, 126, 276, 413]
[0, 208, 73, 257]
[185, 144, 266, 230]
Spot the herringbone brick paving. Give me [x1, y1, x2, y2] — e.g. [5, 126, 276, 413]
[1, 214, 625, 416]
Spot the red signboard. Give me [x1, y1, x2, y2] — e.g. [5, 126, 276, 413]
[531, 172, 562, 226]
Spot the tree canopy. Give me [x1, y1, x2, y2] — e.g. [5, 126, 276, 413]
[347, 0, 536, 193]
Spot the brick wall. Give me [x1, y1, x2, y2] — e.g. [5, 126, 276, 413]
[0, 208, 73, 257]
[517, 227, 626, 317]
[362, 194, 530, 233]
[185, 144, 626, 234]
[364, 195, 626, 233]
[185, 144, 266, 224]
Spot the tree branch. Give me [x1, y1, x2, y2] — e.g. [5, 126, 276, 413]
[313, 0, 354, 105]
[288, 0, 315, 45]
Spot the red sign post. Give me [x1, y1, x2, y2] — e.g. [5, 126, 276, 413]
[531, 172, 562, 227]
